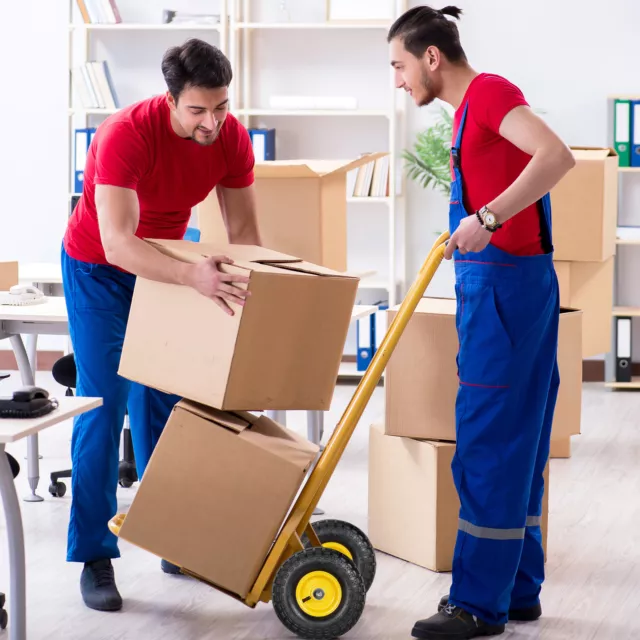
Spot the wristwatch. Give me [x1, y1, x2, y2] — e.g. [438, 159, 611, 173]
[476, 206, 502, 232]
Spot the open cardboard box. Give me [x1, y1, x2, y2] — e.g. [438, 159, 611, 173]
[117, 400, 319, 599]
[118, 239, 359, 411]
[196, 153, 388, 271]
[0, 262, 19, 291]
[550, 147, 618, 263]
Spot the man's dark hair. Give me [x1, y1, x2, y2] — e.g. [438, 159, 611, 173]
[161, 38, 232, 100]
[387, 5, 466, 63]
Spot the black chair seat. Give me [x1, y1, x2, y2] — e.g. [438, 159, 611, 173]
[52, 353, 76, 390]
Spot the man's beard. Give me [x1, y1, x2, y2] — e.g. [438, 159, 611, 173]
[191, 126, 220, 146]
[417, 70, 437, 107]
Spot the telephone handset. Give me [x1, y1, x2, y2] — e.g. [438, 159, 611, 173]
[0, 285, 46, 306]
[0, 385, 59, 419]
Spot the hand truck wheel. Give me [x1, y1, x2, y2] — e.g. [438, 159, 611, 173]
[302, 519, 377, 592]
[272, 547, 366, 639]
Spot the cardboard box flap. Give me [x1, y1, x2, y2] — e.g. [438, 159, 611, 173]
[570, 147, 617, 160]
[261, 261, 360, 279]
[178, 400, 251, 433]
[253, 152, 388, 179]
[248, 415, 320, 464]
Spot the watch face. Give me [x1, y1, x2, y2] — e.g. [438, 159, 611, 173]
[485, 212, 496, 226]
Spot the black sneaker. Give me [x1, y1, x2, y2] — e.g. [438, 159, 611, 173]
[160, 559, 182, 575]
[438, 595, 542, 622]
[412, 603, 505, 639]
[80, 559, 123, 612]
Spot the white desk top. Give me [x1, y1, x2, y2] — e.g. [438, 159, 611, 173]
[351, 305, 378, 322]
[0, 297, 68, 323]
[18, 263, 63, 285]
[0, 396, 102, 443]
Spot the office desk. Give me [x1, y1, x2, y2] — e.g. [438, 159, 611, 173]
[18, 263, 63, 297]
[0, 298, 69, 502]
[0, 396, 102, 640]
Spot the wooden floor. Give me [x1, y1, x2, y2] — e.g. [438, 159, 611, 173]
[1, 372, 639, 639]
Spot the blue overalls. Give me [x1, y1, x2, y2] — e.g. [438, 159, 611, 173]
[61, 246, 181, 563]
[447, 102, 560, 625]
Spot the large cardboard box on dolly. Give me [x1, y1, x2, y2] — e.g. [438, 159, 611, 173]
[197, 153, 387, 272]
[549, 147, 618, 263]
[368, 422, 550, 572]
[383, 298, 583, 456]
[0, 262, 19, 291]
[118, 239, 359, 411]
[118, 400, 319, 599]
[554, 258, 614, 358]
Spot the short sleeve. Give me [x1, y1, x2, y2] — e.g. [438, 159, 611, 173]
[219, 117, 255, 189]
[473, 75, 530, 134]
[93, 122, 150, 190]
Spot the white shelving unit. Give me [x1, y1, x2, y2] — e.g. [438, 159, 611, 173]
[228, 0, 409, 307]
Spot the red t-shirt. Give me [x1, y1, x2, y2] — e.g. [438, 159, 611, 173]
[452, 73, 544, 256]
[64, 94, 255, 265]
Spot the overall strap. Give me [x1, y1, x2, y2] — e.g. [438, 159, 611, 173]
[451, 102, 469, 174]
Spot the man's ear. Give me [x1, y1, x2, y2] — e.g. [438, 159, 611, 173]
[425, 46, 441, 69]
[166, 91, 177, 111]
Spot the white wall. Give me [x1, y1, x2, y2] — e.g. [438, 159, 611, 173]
[2, 0, 640, 356]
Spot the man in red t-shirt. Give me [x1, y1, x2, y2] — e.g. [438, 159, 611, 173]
[61, 38, 260, 613]
[389, 6, 575, 640]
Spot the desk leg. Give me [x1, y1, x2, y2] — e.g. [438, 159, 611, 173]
[0, 444, 27, 640]
[23, 336, 42, 463]
[306, 411, 326, 517]
[9, 336, 43, 503]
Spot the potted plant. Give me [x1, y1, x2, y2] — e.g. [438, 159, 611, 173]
[402, 106, 453, 199]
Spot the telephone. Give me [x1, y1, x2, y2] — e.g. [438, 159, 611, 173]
[0, 386, 59, 419]
[0, 285, 46, 306]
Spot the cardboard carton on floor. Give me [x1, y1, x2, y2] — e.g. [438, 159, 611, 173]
[550, 147, 618, 262]
[554, 258, 614, 358]
[196, 153, 387, 271]
[0, 262, 19, 291]
[384, 298, 583, 456]
[118, 400, 319, 599]
[119, 239, 358, 411]
[368, 422, 550, 572]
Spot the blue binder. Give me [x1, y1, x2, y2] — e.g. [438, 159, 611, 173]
[248, 128, 276, 161]
[73, 127, 97, 194]
[631, 100, 640, 167]
[356, 303, 388, 371]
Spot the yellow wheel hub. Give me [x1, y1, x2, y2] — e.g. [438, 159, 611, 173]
[295, 571, 342, 618]
[322, 542, 353, 561]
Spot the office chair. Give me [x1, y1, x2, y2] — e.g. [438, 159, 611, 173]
[49, 353, 137, 497]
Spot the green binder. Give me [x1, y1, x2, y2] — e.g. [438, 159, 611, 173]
[614, 99, 631, 167]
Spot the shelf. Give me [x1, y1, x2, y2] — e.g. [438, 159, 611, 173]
[616, 238, 640, 245]
[613, 307, 640, 316]
[236, 108, 391, 118]
[348, 197, 391, 204]
[606, 378, 640, 390]
[609, 94, 640, 100]
[619, 167, 640, 173]
[69, 108, 119, 116]
[338, 360, 385, 382]
[234, 22, 390, 30]
[70, 23, 221, 31]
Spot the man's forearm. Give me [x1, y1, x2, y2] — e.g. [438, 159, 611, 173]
[487, 146, 575, 222]
[227, 221, 261, 245]
[106, 235, 192, 285]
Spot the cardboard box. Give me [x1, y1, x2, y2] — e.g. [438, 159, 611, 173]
[550, 436, 572, 459]
[197, 153, 387, 271]
[0, 262, 19, 291]
[118, 400, 319, 599]
[550, 147, 618, 262]
[119, 240, 359, 411]
[368, 422, 550, 572]
[554, 258, 614, 357]
[384, 299, 582, 445]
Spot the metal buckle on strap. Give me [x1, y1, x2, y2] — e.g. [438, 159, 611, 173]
[451, 147, 461, 170]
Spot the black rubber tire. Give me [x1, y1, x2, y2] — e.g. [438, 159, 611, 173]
[303, 520, 377, 592]
[49, 481, 66, 498]
[272, 547, 366, 640]
[0, 608, 7, 630]
[118, 477, 133, 489]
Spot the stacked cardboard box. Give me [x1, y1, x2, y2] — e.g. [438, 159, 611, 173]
[0, 262, 19, 291]
[114, 239, 359, 599]
[550, 147, 618, 359]
[195, 153, 388, 272]
[368, 297, 574, 572]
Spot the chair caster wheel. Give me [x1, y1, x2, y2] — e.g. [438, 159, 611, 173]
[118, 460, 137, 488]
[49, 481, 66, 498]
[119, 477, 133, 489]
[0, 605, 7, 630]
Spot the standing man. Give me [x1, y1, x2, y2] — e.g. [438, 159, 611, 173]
[62, 38, 260, 613]
[389, 6, 575, 639]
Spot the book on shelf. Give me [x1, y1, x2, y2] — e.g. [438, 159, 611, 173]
[71, 61, 120, 111]
[347, 154, 390, 198]
[76, 0, 122, 24]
